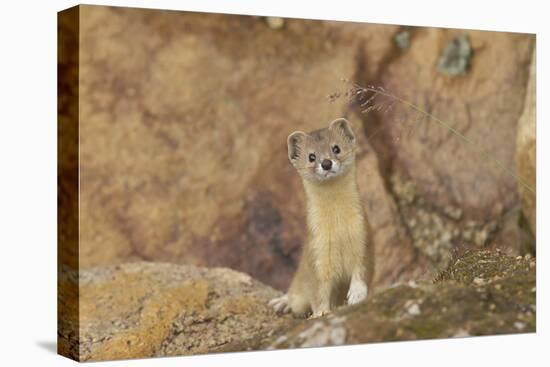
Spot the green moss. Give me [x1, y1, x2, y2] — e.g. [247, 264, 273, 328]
[253, 250, 536, 349]
[367, 285, 424, 318]
[433, 250, 531, 285]
[406, 318, 448, 338]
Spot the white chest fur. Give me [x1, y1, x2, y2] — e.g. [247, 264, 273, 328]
[303, 169, 367, 280]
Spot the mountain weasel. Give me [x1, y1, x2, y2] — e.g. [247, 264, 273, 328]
[269, 118, 373, 318]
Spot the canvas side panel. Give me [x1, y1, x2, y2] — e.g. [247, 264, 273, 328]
[57, 5, 80, 362]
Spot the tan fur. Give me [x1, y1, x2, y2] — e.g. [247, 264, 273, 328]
[269, 118, 374, 318]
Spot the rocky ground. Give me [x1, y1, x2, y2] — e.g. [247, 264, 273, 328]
[58, 250, 535, 362]
[58, 263, 290, 361]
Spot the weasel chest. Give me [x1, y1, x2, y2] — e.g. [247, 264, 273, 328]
[308, 202, 367, 277]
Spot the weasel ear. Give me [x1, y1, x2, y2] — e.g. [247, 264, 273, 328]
[329, 118, 355, 143]
[287, 131, 306, 162]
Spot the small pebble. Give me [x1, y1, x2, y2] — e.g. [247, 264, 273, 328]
[329, 316, 347, 325]
[514, 321, 526, 331]
[273, 335, 287, 345]
[473, 277, 485, 285]
[453, 328, 470, 338]
[266, 17, 284, 29]
[406, 302, 421, 316]
[329, 326, 347, 345]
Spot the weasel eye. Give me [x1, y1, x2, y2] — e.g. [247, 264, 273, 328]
[308, 153, 316, 162]
[332, 145, 341, 154]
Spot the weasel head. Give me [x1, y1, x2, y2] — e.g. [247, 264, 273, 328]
[287, 118, 357, 183]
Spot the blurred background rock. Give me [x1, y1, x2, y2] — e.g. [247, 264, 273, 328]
[69, 5, 535, 291]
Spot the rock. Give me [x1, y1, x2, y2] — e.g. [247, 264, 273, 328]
[265, 17, 284, 29]
[453, 328, 470, 338]
[353, 27, 535, 264]
[67, 5, 535, 294]
[516, 48, 536, 251]
[437, 34, 472, 76]
[59, 250, 535, 361]
[254, 250, 535, 351]
[394, 29, 410, 50]
[74, 5, 422, 290]
[355, 139, 429, 286]
[58, 263, 293, 362]
[473, 277, 485, 285]
[405, 301, 421, 316]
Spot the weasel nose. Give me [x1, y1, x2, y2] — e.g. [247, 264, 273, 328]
[321, 159, 333, 171]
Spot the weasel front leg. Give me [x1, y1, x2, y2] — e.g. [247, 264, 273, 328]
[269, 259, 313, 317]
[347, 270, 368, 305]
[312, 280, 332, 317]
[312, 261, 336, 317]
[269, 294, 290, 314]
[269, 292, 312, 317]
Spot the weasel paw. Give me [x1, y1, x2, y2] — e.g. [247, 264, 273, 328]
[269, 294, 290, 314]
[347, 282, 368, 305]
[311, 310, 329, 318]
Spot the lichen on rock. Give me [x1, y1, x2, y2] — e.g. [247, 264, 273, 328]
[257, 250, 535, 351]
[60, 250, 535, 361]
[59, 263, 293, 361]
[437, 34, 472, 76]
[394, 29, 411, 50]
[390, 173, 501, 271]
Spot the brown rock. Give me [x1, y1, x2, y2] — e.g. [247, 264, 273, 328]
[516, 48, 536, 241]
[354, 137, 430, 285]
[60, 251, 535, 361]
[253, 251, 535, 351]
[76, 5, 418, 290]
[68, 5, 535, 293]
[352, 27, 534, 262]
[58, 262, 291, 361]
